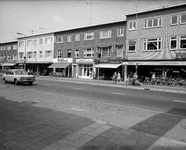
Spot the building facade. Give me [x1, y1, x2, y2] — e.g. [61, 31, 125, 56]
[125, 3, 186, 80]
[53, 21, 126, 79]
[17, 33, 55, 74]
[0, 41, 18, 70]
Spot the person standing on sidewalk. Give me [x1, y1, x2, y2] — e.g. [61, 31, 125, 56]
[117, 71, 122, 84]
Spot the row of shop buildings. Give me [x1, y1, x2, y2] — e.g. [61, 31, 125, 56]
[0, 3, 186, 81]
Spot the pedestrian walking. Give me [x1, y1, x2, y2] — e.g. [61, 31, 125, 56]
[112, 72, 117, 82]
[117, 72, 122, 84]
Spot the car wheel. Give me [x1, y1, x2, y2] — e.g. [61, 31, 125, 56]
[3, 78, 7, 83]
[14, 79, 19, 85]
[29, 82, 33, 85]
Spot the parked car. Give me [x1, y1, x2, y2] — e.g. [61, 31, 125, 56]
[2, 69, 35, 85]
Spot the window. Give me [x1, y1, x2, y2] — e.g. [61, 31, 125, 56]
[19, 52, 24, 59]
[56, 36, 63, 43]
[144, 38, 162, 51]
[19, 41, 24, 47]
[57, 50, 63, 58]
[129, 40, 136, 52]
[116, 45, 123, 57]
[0, 47, 2, 51]
[34, 40, 37, 46]
[171, 15, 178, 25]
[180, 36, 186, 49]
[67, 35, 72, 42]
[13, 54, 18, 60]
[75, 49, 79, 58]
[84, 32, 94, 40]
[39, 39, 43, 44]
[99, 30, 112, 39]
[83, 48, 94, 58]
[129, 22, 137, 30]
[170, 36, 178, 50]
[144, 18, 162, 28]
[117, 28, 124, 37]
[33, 52, 37, 58]
[13, 45, 17, 50]
[99, 47, 111, 57]
[180, 14, 186, 24]
[67, 49, 71, 58]
[7, 46, 11, 50]
[45, 37, 52, 44]
[75, 34, 80, 41]
[2, 46, 6, 50]
[7, 55, 11, 60]
[39, 51, 42, 58]
[27, 52, 32, 59]
[45, 50, 52, 58]
[27, 40, 33, 46]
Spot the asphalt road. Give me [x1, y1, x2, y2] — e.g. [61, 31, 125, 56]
[1, 78, 186, 115]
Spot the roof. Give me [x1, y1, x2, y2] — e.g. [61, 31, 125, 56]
[126, 2, 186, 16]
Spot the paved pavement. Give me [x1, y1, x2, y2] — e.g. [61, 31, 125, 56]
[0, 76, 186, 150]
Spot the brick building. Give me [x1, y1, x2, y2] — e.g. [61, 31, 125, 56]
[125, 3, 186, 80]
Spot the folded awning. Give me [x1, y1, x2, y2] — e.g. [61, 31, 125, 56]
[95, 64, 121, 68]
[48, 63, 71, 68]
[2, 63, 16, 66]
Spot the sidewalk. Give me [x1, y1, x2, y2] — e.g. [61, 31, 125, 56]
[1, 76, 186, 150]
[37, 76, 186, 94]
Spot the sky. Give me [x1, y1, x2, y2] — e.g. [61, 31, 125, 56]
[0, 0, 186, 43]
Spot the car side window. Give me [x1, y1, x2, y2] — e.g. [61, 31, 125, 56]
[6, 71, 9, 75]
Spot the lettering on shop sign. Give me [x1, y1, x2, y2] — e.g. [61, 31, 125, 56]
[175, 52, 186, 60]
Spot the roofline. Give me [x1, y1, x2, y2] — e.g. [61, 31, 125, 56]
[126, 2, 186, 16]
[0, 40, 18, 45]
[17, 20, 126, 39]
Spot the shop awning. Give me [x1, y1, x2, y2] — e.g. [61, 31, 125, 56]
[48, 63, 71, 68]
[95, 64, 121, 68]
[2, 63, 16, 66]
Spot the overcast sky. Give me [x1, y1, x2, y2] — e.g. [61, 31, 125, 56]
[0, 0, 185, 43]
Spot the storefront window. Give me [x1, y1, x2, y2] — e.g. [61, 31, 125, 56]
[180, 36, 186, 49]
[170, 36, 178, 50]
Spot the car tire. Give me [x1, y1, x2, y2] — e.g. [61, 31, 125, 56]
[14, 79, 19, 85]
[29, 82, 33, 85]
[3, 78, 7, 83]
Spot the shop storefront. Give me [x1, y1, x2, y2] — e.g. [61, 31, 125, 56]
[76, 59, 93, 79]
[48, 58, 72, 77]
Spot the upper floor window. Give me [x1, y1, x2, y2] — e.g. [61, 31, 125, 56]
[67, 49, 71, 58]
[27, 52, 32, 59]
[2, 46, 6, 50]
[180, 14, 186, 24]
[129, 22, 137, 30]
[84, 32, 94, 40]
[45, 37, 52, 44]
[99, 46, 111, 57]
[19, 41, 24, 47]
[45, 50, 52, 58]
[39, 39, 43, 44]
[39, 51, 42, 58]
[144, 18, 162, 28]
[7, 46, 11, 50]
[75, 49, 79, 58]
[19, 52, 24, 59]
[144, 38, 162, 51]
[57, 50, 63, 58]
[13, 45, 17, 50]
[128, 40, 136, 52]
[170, 36, 178, 50]
[0, 47, 2, 51]
[99, 30, 112, 39]
[117, 28, 124, 37]
[56, 36, 63, 43]
[75, 34, 80, 41]
[116, 45, 123, 57]
[180, 36, 186, 49]
[13, 54, 18, 60]
[83, 48, 94, 58]
[33, 52, 37, 58]
[67, 35, 72, 42]
[171, 15, 178, 25]
[27, 40, 33, 46]
[7, 55, 11, 60]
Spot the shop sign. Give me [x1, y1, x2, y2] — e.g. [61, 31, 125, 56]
[100, 59, 121, 64]
[175, 52, 186, 60]
[53, 58, 73, 63]
[76, 59, 93, 63]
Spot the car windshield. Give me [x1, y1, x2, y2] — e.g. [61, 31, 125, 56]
[14, 70, 28, 75]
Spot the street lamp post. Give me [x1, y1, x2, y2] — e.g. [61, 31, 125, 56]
[17, 32, 26, 71]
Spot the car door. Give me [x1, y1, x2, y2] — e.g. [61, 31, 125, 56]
[4, 71, 10, 81]
[9, 71, 14, 82]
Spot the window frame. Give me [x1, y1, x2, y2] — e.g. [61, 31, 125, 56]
[144, 18, 162, 28]
[117, 28, 124, 37]
[45, 50, 52, 58]
[75, 34, 80, 41]
[170, 36, 178, 50]
[75, 49, 79, 58]
[143, 38, 162, 51]
[84, 32, 95, 40]
[67, 35, 72, 43]
[129, 22, 137, 30]
[171, 15, 178, 25]
[128, 40, 136, 52]
[83, 48, 94, 58]
[180, 13, 186, 24]
[99, 30, 112, 39]
[179, 36, 186, 49]
[56, 36, 63, 43]
[57, 50, 63, 58]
